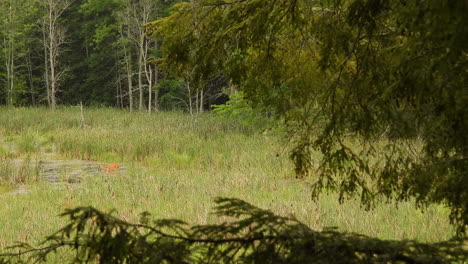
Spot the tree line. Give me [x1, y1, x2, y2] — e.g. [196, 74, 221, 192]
[0, 0, 227, 111]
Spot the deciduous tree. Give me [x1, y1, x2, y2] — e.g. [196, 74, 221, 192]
[41, 0, 72, 109]
[0, 0, 38, 105]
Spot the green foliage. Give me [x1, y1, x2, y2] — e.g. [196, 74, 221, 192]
[60, 0, 123, 106]
[0, 0, 40, 106]
[0, 157, 41, 186]
[1, 198, 466, 263]
[0, 0, 191, 109]
[213, 92, 274, 129]
[152, 0, 468, 235]
[158, 79, 188, 110]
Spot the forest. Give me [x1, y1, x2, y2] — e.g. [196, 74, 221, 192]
[0, 0, 467, 263]
[0, 0, 222, 112]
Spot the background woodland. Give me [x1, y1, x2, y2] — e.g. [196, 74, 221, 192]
[0, 0, 224, 112]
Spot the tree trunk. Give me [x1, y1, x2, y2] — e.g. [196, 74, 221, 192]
[116, 73, 122, 108]
[195, 90, 199, 114]
[43, 0, 71, 109]
[125, 49, 133, 111]
[4, 37, 14, 105]
[26, 52, 35, 106]
[199, 88, 204, 113]
[147, 64, 152, 113]
[187, 82, 193, 115]
[43, 26, 51, 106]
[49, 22, 56, 109]
[3, 0, 16, 106]
[154, 65, 159, 111]
[138, 35, 144, 111]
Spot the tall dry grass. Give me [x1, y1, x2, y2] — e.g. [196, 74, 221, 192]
[0, 107, 454, 257]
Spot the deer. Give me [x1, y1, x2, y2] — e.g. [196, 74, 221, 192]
[100, 163, 120, 173]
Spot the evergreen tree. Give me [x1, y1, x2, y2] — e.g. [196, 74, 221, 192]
[151, 0, 468, 234]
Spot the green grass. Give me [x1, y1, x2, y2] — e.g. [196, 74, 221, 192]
[0, 157, 42, 186]
[0, 107, 455, 256]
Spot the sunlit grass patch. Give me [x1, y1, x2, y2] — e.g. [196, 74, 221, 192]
[0, 106, 456, 258]
[0, 157, 41, 186]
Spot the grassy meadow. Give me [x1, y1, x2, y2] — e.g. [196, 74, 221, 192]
[0, 107, 454, 256]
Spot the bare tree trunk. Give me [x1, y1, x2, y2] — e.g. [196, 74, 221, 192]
[144, 39, 157, 113]
[80, 101, 85, 128]
[187, 82, 193, 115]
[119, 78, 124, 109]
[1, 0, 38, 106]
[26, 52, 36, 105]
[189, 0, 203, 114]
[4, 35, 14, 105]
[137, 1, 152, 112]
[119, 0, 158, 112]
[195, 90, 199, 114]
[136, 2, 146, 112]
[154, 65, 159, 111]
[138, 38, 144, 111]
[43, 26, 51, 106]
[125, 48, 133, 111]
[119, 19, 133, 112]
[49, 21, 56, 109]
[199, 88, 204, 113]
[147, 64, 152, 113]
[116, 73, 121, 108]
[2, 0, 16, 106]
[42, 0, 71, 110]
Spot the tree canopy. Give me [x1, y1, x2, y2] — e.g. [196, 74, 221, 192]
[149, 0, 468, 234]
[0, 0, 225, 112]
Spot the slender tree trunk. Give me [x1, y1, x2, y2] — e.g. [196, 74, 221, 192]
[120, 86, 124, 109]
[200, 88, 204, 113]
[120, 20, 134, 112]
[4, 36, 14, 105]
[195, 90, 199, 114]
[26, 52, 36, 106]
[154, 65, 159, 111]
[147, 64, 152, 113]
[43, 0, 71, 109]
[6, 52, 14, 106]
[3, 0, 16, 106]
[119, 77, 124, 108]
[187, 82, 193, 115]
[190, 0, 204, 114]
[144, 39, 157, 113]
[43, 26, 51, 106]
[116, 73, 121, 108]
[138, 41, 144, 111]
[125, 48, 133, 111]
[49, 20, 56, 109]
[118, 0, 159, 112]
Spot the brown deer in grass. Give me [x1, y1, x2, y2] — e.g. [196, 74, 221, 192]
[100, 163, 120, 173]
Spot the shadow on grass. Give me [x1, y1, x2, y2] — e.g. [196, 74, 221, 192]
[1, 197, 466, 263]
